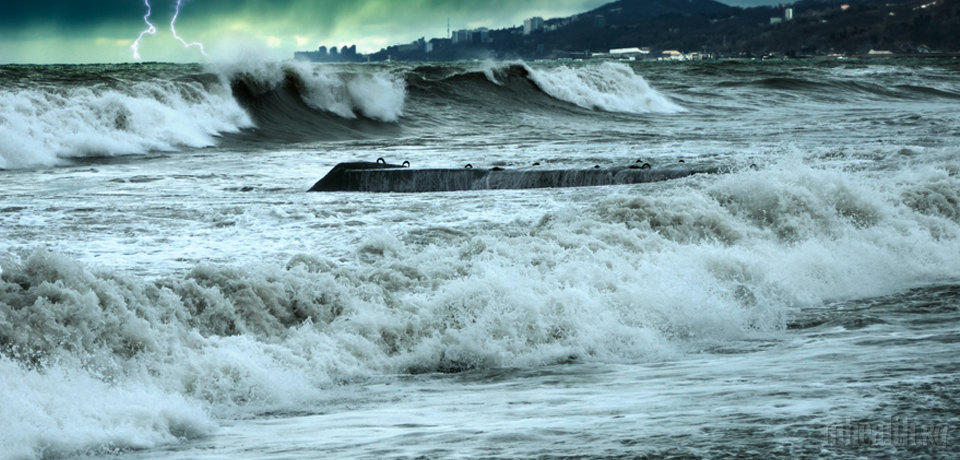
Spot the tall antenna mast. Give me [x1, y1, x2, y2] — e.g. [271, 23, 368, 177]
[447, 17, 450, 38]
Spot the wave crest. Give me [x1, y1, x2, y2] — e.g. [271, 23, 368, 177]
[0, 79, 252, 169]
[0, 60, 686, 169]
[525, 61, 686, 114]
[216, 59, 406, 123]
[291, 62, 406, 122]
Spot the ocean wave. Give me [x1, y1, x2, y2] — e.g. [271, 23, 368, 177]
[715, 72, 960, 102]
[0, 61, 690, 169]
[525, 61, 686, 114]
[0, 79, 252, 169]
[0, 358, 214, 459]
[214, 59, 407, 123]
[3, 159, 960, 456]
[219, 59, 686, 144]
[405, 61, 685, 116]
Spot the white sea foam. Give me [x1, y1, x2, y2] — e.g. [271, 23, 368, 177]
[0, 358, 214, 460]
[209, 59, 407, 122]
[525, 61, 686, 114]
[3, 59, 960, 458]
[480, 60, 509, 86]
[3, 157, 960, 456]
[0, 59, 408, 170]
[0, 81, 252, 170]
[4, 162, 960, 416]
[288, 61, 406, 122]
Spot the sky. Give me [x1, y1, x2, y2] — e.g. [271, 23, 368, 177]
[0, 0, 780, 64]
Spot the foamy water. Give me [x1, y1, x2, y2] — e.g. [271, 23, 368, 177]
[1, 59, 958, 459]
[0, 73, 251, 169]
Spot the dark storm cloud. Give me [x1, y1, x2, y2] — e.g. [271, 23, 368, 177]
[0, 0, 783, 33]
[0, 1, 142, 29]
[0, 0, 609, 31]
[0, 0, 615, 63]
[144, 0, 616, 32]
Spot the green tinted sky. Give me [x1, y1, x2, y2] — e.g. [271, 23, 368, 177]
[0, 0, 773, 64]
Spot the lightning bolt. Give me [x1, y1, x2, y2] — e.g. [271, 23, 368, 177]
[131, 0, 157, 60]
[171, 0, 207, 56]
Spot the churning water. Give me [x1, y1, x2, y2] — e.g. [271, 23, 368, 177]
[1, 58, 958, 459]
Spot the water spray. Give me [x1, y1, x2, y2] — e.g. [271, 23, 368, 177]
[131, 0, 157, 60]
[171, 0, 207, 56]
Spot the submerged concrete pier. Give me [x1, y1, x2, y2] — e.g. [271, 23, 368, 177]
[308, 160, 712, 193]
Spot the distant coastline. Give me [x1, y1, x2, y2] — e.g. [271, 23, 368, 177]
[295, 0, 960, 63]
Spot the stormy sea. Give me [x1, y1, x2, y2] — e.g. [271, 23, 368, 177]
[1, 57, 958, 459]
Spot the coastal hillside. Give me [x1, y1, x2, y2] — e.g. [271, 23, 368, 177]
[300, 0, 960, 61]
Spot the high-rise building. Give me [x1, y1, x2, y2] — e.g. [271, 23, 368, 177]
[451, 29, 472, 44]
[476, 28, 489, 44]
[523, 17, 544, 35]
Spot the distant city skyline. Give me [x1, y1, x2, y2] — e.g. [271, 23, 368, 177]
[0, 0, 783, 64]
[722, 0, 786, 6]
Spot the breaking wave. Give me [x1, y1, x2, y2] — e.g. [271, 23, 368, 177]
[3, 158, 960, 456]
[0, 75, 252, 169]
[217, 59, 407, 123]
[0, 60, 687, 169]
[525, 61, 686, 113]
[219, 60, 407, 143]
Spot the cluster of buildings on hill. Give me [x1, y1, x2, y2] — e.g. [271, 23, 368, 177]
[590, 48, 713, 61]
[294, 14, 682, 63]
[294, 44, 363, 62]
[295, 33, 712, 63]
[294, 14, 555, 63]
[294, 0, 960, 63]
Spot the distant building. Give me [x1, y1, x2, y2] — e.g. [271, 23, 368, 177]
[608, 47, 651, 60]
[785, 8, 794, 20]
[397, 38, 426, 54]
[523, 17, 544, 35]
[427, 38, 450, 53]
[476, 28, 490, 44]
[294, 44, 363, 62]
[610, 47, 649, 55]
[452, 29, 472, 44]
[660, 50, 683, 60]
[451, 28, 490, 45]
[770, 17, 783, 24]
